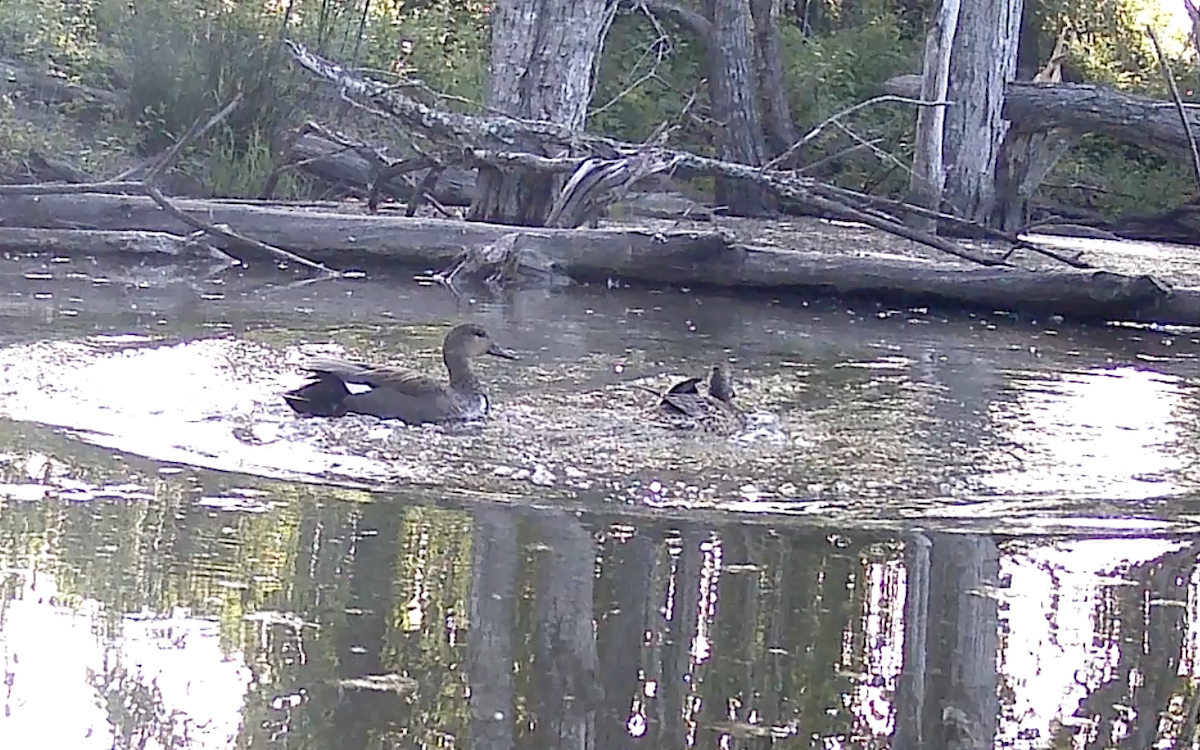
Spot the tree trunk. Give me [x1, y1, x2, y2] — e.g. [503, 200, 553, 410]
[994, 28, 1074, 232]
[908, 0, 961, 232]
[469, 0, 617, 225]
[793, 0, 828, 35]
[749, 0, 798, 157]
[704, 0, 772, 215]
[1014, 0, 1042, 81]
[942, 0, 1023, 224]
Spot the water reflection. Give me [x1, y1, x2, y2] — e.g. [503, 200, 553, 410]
[1, 446, 1199, 749]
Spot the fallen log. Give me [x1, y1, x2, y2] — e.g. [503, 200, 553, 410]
[289, 133, 712, 220]
[0, 191, 733, 268]
[0, 57, 126, 109]
[1, 192, 1199, 325]
[288, 132, 475, 206]
[886, 73, 1200, 243]
[0, 227, 230, 260]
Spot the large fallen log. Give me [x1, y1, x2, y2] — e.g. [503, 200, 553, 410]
[281, 40, 1036, 266]
[0, 57, 126, 109]
[289, 132, 475, 206]
[0, 191, 732, 267]
[884, 74, 1199, 159]
[1, 192, 1198, 325]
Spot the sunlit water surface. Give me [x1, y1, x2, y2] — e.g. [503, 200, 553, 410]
[0, 253, 1198, 749]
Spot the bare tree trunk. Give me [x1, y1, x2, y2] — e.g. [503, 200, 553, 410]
[907, 0, 961, 233]
[942, 0, 1023, 224]
[469, 0, 617, 225]
[749, 0, 798, 156]
[704, 0, 773, 215]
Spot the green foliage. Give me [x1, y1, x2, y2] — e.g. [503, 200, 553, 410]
[589, 13, 707, 146]
[1048, 135, 1195, 216]
[781, 14, 918, 120]
[206, 124, 282, 198]
[778, 13, 919, 192]
[1023, 0, 1195, 213]
[383, 0, 491, 104]
[0, 0, 104, 81]
[0, 0, 492, 195]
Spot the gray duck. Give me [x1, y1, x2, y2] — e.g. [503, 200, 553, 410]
[283, 323, 517, 424]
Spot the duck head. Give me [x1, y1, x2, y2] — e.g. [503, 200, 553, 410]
[709, 362, 735, 403]
[446, 323, 518, 360]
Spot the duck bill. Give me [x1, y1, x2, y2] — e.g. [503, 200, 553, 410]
[486, 343, 519, 360]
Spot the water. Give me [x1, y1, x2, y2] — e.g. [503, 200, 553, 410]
[1, 253, 1199, 748]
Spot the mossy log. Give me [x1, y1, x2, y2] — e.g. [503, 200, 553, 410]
[0, 192, 1197, 325]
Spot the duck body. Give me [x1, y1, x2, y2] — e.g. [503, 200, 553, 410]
[283, 323, 517, 424]
[657, 363, 746, 433]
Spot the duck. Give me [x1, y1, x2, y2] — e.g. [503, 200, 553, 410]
[650, 362, 746, 433]
[282, 323, 518, 424]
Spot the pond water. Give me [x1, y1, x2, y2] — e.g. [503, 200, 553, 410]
[1, 252, 1199, 749]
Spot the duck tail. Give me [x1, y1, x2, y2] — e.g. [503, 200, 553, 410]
[283, 374, 350, 417]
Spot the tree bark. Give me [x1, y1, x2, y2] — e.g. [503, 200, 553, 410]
[469, 0, 618, 225]
[942, 0, 1023, 224]
[908, 0, 961, 232]
[749, 0, 798, 156]
[704, 0, 772, 215]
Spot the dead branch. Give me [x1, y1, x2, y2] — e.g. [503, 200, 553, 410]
[547, 152, 683, 227]
[590, 9, 672, 118]
[637, 0, 713, 39]
[1146, 26, 1200, 190]
[143, 185, 338, 275]
[763, 94, 950, 172]
[797, 139, 885, 175]
[0, 181, 147, 197]
[116, 93, 246, 182]
[1186, 0, 1200, 69]
[814, 181, 1093, 268]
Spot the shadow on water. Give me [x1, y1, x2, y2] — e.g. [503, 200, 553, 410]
[1, 254, 1200, 748]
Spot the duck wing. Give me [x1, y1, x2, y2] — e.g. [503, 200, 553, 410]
[658, 377, 708, 417]
[664, 377, 704, 396]
[302, 358, 446, 396]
